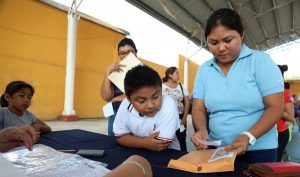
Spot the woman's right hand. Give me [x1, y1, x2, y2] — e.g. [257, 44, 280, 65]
[191, 129, 208, 150]
[106, 63, 126, 75]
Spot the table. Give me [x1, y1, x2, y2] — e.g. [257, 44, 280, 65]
[39, 129, 247, 177]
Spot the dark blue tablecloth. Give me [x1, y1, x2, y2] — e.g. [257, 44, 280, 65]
[39, 129, 247, 177]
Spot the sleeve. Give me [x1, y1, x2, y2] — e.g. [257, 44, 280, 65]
[113, 99, 131, 137]
[156, 96, 180, 141]
[28, 111, 38, 124]
[183, 85, 189, 96]
[193, 66, 205, 99]
[161, 84, 167, 95]
[253, 53, 284, 97]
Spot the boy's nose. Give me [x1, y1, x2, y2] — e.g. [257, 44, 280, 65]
[146, 101, 155, 109]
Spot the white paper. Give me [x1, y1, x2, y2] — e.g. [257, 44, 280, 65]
[2, 144, 110, 177]
[197, 139, 222, 146]
[108, 52, 142, 93]
[32, 161, 110, 177]
[208, 147, 234, 162]
[180, 124, 186, 132]
[103, 102, 114, 117]
[0, 155, 27, 177]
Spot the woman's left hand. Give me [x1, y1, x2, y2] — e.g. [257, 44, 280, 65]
[181, 115, 187, 127]
[224, 134, 249, 155]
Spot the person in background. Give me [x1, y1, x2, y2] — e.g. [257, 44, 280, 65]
[113, 65, 180, 151]
[0, 125, 36, 152]
[292, 94, 300, 130]
[104, 155, 152, 177]
[0, 81, 51, 141]
[276, 65, 294, 162]
[191, 8, 284, 164]
[101, 38, 138, 136]
[162, 66, 189, 151]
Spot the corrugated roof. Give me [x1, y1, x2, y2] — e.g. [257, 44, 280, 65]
[126, 0, 300, 51]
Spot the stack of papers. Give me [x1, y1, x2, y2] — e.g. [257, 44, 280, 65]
[2, 144, 110, 177]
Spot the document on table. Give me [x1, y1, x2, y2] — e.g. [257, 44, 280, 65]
[0, 155, 27, 177]
[2, 144, 110, 177]
[32, 162, 110, 177]
[108, 52, 142, 93]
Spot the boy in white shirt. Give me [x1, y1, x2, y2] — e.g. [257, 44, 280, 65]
[113, 65, 180, 151]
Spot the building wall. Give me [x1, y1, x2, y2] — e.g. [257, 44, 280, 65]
[0, 0, 124, 120]
[178, 55, 200, 94]
[288, 81, 300, 96]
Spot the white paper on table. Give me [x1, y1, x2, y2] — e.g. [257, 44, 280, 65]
[108, 52, 142, 93]
[2, 144, 110, 177]
[0, 155, 27, 177]
[32, 161, 110, 177]
[102, 102, 114, 118]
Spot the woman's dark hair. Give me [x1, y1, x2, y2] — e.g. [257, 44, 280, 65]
[278, 64, 288, 76]
[0, 80, 34, 107]
[124, 65, 162, 98]
[205, 8, 244, 39]
[118, 38, 138, 53]
[162, 66, 178, 82]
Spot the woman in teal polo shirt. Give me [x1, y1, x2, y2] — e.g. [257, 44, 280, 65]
[191, 8, 284, 164]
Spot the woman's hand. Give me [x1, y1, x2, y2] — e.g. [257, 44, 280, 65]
[224, 134, 249, 155]
[144, 132, 171, 151]
[181, 115, 188, 127]
[106, 63, 126, 75]
[191, 129, 208, 150]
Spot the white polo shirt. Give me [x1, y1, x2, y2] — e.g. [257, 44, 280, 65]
[113, 95, 180, 150]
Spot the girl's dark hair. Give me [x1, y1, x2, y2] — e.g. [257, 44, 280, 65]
[162, 66, 178, 82]
[124, 65, 162, 98]
[205, 8, 244, 39]
[0, 80, 34, 107]
[118, 38, 138, 53]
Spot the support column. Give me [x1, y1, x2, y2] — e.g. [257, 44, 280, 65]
[184, 58, 189, 89]
[59, 3, 80, 121]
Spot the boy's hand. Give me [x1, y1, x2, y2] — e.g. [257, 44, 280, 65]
[144, 132, 171, 151]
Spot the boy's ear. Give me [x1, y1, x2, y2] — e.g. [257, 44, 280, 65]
[4, 94, 10, 101]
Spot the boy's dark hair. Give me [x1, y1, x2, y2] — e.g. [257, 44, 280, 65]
[205, 8, 244, 39]
[0, 80, 34, 107]
[118, 38, 138, 53]
[162, 66, 177, 82]
[124, 65, 162, 98]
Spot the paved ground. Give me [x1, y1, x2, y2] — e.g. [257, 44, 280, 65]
[45, 118, 108, 134]
[45, 116, 300, 161]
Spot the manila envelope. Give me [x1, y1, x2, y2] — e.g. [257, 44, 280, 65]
[168, 149, 237, 173]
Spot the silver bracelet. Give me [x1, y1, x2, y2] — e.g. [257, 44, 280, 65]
[123, 160, 146, 177]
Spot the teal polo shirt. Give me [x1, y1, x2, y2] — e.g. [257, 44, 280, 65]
[193, 44, 283, 151]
